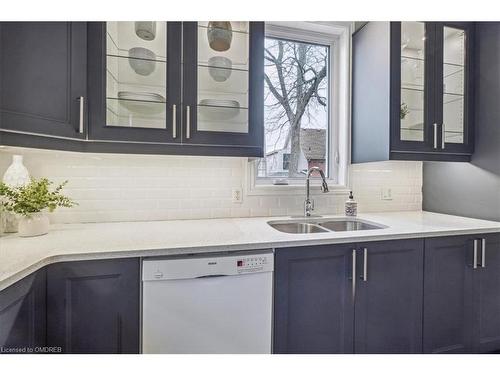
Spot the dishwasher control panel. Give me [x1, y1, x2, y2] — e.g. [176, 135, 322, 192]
[142, 251, 274, 281]
[236, 255, 270, 274]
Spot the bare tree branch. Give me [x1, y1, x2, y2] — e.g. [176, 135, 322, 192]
[264, 38, 329, 177]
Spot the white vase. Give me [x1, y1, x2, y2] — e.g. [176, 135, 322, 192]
[2, 154, 30, 233]
[0, 208, 6, 237]
[18, 213, 49, 237]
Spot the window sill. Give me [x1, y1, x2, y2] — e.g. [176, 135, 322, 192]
[246, 181, 350, 197]
[246, 159, 350, 196]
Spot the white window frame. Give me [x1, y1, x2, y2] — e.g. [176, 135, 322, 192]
[246, 21, 352, 196]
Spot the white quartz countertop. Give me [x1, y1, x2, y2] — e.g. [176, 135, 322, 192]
[1, 210, 500, 291]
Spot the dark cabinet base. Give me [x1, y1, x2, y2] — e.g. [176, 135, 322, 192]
[354, 239, 424, 354]
[424, 234, 500, 354]
[47, 258, 140, 354]
[274, 244, 355, 354]
[274, 239, 425, 354]
[0, 270, 46, 353]
[0, 257, 140, 354]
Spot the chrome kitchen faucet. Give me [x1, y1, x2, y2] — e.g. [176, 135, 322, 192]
[303, 167, 329, 217]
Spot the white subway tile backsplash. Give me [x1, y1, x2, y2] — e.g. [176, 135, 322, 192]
[0, 148, 422, 224]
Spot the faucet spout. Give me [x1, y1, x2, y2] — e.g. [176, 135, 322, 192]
[304, 167, 329, 217]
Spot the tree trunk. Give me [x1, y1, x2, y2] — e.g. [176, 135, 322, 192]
[287, 44, 307, 178]
[288, 119, 302, 177]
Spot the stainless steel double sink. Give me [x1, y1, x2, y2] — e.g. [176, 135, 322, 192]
[267, 217, 387, 234]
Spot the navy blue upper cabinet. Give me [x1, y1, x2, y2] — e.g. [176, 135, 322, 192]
[46, 258, 140, 354]
[0, 270, 47, 353]
[181, 22, 264, 155]
[87, 21, 264, 157]
[274, 244, 355, 354]
[424, 234, 500, 354]
[1, 22, 264, 157]
[87, 22, 182, 144]
[354, 239, 424, 353]
[352, 22, 474, 163]
[0, 22, 87, 139]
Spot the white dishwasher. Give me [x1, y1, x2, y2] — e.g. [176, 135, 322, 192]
[142, 251, 274, 354]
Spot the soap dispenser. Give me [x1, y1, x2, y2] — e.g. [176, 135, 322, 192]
[345, 191, 357, 217]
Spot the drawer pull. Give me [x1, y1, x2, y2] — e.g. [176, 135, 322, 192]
[172, 104, 177, 138]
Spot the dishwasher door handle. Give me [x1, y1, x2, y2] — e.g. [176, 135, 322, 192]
[196, 274, 230, 279]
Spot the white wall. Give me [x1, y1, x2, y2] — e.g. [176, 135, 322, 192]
[0, 147, 422, 224]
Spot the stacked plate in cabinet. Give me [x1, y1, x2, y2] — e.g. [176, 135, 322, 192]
[118, 91, 166, 115]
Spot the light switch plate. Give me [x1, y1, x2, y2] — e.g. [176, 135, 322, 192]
[381, 187, 393, 200]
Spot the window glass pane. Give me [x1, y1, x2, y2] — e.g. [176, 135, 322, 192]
[258, 37, 329, 179]
[400, 21, 425, 142]
[443, 26, 465, 144]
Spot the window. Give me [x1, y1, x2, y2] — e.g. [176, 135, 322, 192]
[251, 22, 351, 192]
[258, 36, 330, 180]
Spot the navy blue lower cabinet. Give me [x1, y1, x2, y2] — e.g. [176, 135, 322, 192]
[423, 235, 477, 353]
[274, 244, 355, 354]
[354, 239, 424, 353]
[475, 234, 500, 353]
[46, 258, 140, 354]
[0, 270, 47, 353]
[274, 239, 425, 354]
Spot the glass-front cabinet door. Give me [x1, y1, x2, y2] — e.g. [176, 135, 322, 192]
[182, 22, 264, 151]
[435, 22, 474, 154]
[88, 22, 182, 143]
[392, 21, 474, 156]
[392, 21, 435, 153]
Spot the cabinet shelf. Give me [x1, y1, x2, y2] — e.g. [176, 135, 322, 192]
[106, 53, 167, 64]
[197, 63, 248, 73]
[401, 86, 464, 106]
[402, 54, 465, 68]
[197, 23, 249, 35]
[198, 103, 248, 110]
[106, 96, 166, 104]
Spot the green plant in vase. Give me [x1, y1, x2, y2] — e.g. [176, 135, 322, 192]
[0, 178, 77, 237]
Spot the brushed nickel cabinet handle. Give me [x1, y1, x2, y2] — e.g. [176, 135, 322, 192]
[473, 239, 478, 269]
[482, 238, 486, 268]
[172, 104, 177, 138]
[441, 123, 446, 149]
[186, 105, 191, 139]
[352, 249, 357, 299]
[362, 248, 368, 282]
[433, 123, 438, 149]
[78, 96, 84, 134]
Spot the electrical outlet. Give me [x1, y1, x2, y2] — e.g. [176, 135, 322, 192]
[381, 187, 393, 201]
[232, 188, 243, 203]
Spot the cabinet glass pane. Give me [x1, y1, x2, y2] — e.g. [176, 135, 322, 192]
[197, 22, 249, 133]
[443, 27, 465, 144]
[400, 22, 425, 142]
[106, 22, 167, 128]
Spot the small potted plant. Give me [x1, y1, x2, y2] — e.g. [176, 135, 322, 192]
[0, 178, 76, 237]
